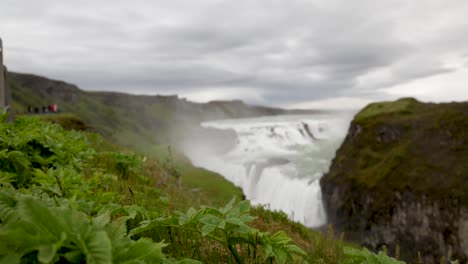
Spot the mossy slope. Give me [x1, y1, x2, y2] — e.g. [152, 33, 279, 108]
[327, 98, 468, 201]
[321, 98, 468, 263]
[8, 72, 291, 154]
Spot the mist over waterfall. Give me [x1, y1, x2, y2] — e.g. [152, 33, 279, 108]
[185, 113, 353, 227]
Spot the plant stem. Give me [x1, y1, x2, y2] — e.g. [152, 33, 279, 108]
[225, 230, 243, 264]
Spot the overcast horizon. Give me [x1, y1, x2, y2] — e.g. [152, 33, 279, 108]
[1, 0, 468, 110]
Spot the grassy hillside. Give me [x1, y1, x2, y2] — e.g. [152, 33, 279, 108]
[3, 71, 407, 263]
[8, 72, 296, 154]
[0, 114, 406, 263]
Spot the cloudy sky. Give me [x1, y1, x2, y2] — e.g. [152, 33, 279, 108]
[1, 0, 468, 109]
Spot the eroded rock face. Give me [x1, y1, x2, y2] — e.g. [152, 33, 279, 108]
[459, 214, 468, 257]
[320, 98, 468, 263]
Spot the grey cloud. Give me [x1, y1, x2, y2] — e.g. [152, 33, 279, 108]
[394, 66, 455, 82]
[1, 0, 468, 106]
[49, 15, 129, 41]
[49, 62, 249, 91]
[367, 58, 458, 92]
[145, 26, 250, 59]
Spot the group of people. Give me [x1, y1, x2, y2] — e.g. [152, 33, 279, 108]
[27, 104, 59, 114]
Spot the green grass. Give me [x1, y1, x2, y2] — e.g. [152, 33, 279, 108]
[8, 72, 292, 156]
[179, 164, 244, 207]
[354, 98, 422, 122]
[355, 143, 409, 188]
[6, 74, 411, 263]
[336, 99, 468, 203]
[37, 113, 89, 131]
[9, 80, 49, 112]
[0, 115, 361, 263]
[10, 77, 165, 153]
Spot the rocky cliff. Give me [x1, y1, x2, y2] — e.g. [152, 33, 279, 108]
[320, 98, 468, 263]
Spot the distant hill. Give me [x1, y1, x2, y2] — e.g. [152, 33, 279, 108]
[7, 72, 316, 153]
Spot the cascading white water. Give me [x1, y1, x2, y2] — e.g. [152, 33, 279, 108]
[186, 113, 352, 227]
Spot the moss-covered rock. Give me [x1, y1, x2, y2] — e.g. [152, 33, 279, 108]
[320, 98, 468, 263]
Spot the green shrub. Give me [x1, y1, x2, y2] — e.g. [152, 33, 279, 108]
[0, 191, 166, 264]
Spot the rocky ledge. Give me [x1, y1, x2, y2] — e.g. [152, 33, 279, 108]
[320, 98, 468, 263]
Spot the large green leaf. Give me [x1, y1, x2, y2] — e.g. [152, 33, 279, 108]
[115, 238, 166, 264]
[201, 224, 216, 237]
[17, 197, 65, 240]
[198, 214, 225, 229]
[84, 231, 113, 264]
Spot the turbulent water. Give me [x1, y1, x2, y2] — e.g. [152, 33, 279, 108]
[186, 113, 353, 227]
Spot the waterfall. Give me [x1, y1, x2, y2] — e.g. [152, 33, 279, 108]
[186, 114, 351, 227]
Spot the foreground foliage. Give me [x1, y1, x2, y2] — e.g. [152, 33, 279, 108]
[0, 116, 404, 263]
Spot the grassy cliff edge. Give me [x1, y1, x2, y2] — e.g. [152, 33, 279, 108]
[321, 97, 468, 263]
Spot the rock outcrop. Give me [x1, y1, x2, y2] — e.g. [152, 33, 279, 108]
[321, 98, 468, 263]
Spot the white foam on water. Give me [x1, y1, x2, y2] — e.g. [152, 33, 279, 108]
[186, 114, 352, 227]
